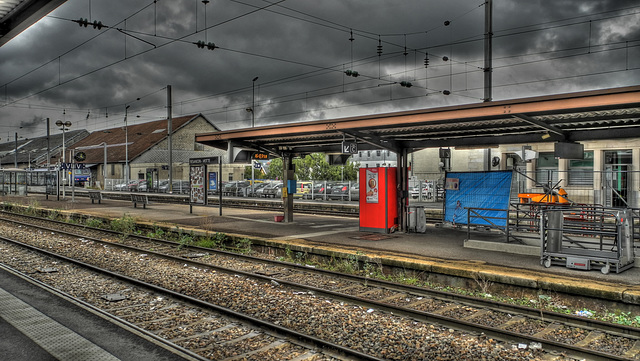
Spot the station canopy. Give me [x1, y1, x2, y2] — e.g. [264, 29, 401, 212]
[195, 86, 640, 158]
[0, 0, 67, 47]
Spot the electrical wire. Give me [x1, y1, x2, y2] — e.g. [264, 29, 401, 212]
[1, 0, 638, 134]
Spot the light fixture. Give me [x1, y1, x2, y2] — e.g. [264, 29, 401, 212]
[541, 132, 551, 139]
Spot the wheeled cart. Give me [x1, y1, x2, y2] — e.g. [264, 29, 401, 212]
[540, 206, 635, 274]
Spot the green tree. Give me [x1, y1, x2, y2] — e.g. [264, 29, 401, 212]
[244, 165, 268, 180]
[265, 158, 283, 180]
[264, 153, 359, 181]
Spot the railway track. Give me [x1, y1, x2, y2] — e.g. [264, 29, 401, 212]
[1, 210, 638, 360]
[0, 235, 376, 360]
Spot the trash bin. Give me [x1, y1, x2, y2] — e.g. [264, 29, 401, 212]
[415, 206, 427, 233]
[408, 206, 417, 232]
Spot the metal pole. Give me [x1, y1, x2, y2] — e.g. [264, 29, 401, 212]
[251, 76, 258, 127]
[167, 85, 173, 193]
[124, 105, 130, 184]
[46, 118, 50, 168]
[219, 157, 222, 216]
[14, 132, 17, 168]
[483, 0, 493, 102]
[61, 127, 66, 198]
[103, 142, 107, 189]
[71, 149, 75, 203]
[251, 160, 255, 195]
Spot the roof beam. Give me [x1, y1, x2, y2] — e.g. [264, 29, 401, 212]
[229, 140, 280, 158]
[1, 0, 68, 47]
[341, 130, 403, 153]
[512, 114, 566, 139]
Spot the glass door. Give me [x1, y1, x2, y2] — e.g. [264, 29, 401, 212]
[603, 150, 632, 207]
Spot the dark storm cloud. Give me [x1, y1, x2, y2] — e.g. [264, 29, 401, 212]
[0, 0, 638, 136]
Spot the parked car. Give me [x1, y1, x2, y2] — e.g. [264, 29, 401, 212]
[137, 180, 149, 192]
[328, 183, 350, 200]
[304, 182, 331, 200]
[114, 180, 137, 191]
[262, 182, 284, 198]
[222, 181, 250, 197]
[247, 182, 269, 197]
[128, 179, 147, 191]
[295, 181, 313, 198]
[349, 183, 360, 201]
[157, 180, 189, 194]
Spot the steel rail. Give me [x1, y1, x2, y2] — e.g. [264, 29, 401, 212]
[1, 210, 637, 338]
[0, 263, 209, 361]
[0, 234, 385, 361]
[0, 213, 635, 361]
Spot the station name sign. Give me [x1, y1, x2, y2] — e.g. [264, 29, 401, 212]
[189, 156, 220, 165]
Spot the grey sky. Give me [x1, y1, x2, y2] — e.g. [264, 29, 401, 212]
[1, 0, 638, 140]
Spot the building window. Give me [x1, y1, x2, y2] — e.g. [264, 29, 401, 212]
[376, 150, 381, 156]
[536, 152, 558, 186]
[228, 173, 233, 181]
[568, 151, 594, 186]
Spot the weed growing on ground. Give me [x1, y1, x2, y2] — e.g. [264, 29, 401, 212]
[85, 217, 104, 229]
[25, 199, 40, 216]
[472, 273, 494, 296]
[178, 233, 194, 249]
[234, 237, 252, 254]
[146, 224, 166, 239]
[47, 209, 61, 221]
[110, 214, 136, 240]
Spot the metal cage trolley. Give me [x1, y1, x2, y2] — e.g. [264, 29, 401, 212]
[540, 205, 635, 274]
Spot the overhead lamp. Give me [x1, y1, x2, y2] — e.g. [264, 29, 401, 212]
[541, 132, 551, 139]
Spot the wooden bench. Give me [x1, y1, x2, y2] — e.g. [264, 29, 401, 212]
[88, 191, 103, 204]
[131, 194, 150, 209]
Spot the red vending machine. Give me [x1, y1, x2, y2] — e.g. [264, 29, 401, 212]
[359, 167, 398, 233]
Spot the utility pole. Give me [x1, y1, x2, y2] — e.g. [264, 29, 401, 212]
[46, 118, 50, 168]
[124, 105, 130, 184]
[167, 85, 173, 193]
[14, 132, 17, 168]
[483, 0, 493, 102]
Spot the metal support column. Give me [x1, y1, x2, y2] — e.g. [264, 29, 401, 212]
[283, 154, 294, 223]
[399, 148, 408, 232]
[167, 85, 173, 193]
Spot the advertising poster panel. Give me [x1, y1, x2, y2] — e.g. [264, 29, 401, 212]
[190, 165, 206, 205]
[365, 168, 379, 204]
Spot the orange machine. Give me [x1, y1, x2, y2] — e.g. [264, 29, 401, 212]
[518, 188, 569, 204]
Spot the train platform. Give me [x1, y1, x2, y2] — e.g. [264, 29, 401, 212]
[3, 192, 640, 306]
[0, 264, 202, 361]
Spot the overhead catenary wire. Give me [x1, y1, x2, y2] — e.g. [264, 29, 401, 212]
[1, 1, 638, 136]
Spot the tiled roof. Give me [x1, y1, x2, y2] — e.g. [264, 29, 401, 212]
[0, 129, 89, 167]
[69, 114, 204, 164]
